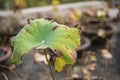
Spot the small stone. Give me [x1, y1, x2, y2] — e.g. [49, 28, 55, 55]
[72, 73, 79, 78]
[101, 49, 113, 59]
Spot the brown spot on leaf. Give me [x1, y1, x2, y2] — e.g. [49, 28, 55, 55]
[27, 18, 35, 24]
[52, 26, 59, 31]
[36, 21, 39, 29]
[27, 18, 30, 24]
[47, 48, 62, 57]
[54, 50, 62, 57]
[23, 29, 29, 34]
[65, 47, 68, 50]
[74, 24, 79, 28]
[53, 50, 62, 57]
[45, 17, 53, 21]
[74, 24, 83, 33]
[67, 35, 70, 37]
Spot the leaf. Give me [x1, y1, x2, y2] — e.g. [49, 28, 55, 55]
[55, 57, 66, 72]
[11, 18, 80, 72]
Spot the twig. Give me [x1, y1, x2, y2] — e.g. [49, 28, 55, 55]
[0, 72, 8, 80]
[44, 49, 55, 80]
[0, 64, 17, 77]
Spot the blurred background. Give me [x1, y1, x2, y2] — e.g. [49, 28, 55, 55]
[0, 0, 116, 10]
[0, 0, 120, 80]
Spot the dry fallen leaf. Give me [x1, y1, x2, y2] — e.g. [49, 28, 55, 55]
[89, 52, 97, 62]
[97, 29, 105, 37]
[101, 49, 113, 59]
[87, 63, 97, 71]
[83, 69, 91, 80]
[72, 8, 82, 19]
[69, 8, 82, 24]
[9, 64, 16, 70]
[73, 66, 81, 73]
[83, 51, 97, 63]
[72, 73, 80, 78]
[33, 52, 50, 65]
[84, 9, 95, 17]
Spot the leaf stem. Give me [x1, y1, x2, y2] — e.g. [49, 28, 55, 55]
[44, 49, 55, 80]
[67, 66, 73, 80]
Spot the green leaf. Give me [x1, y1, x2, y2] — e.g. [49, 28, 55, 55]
[11, 18, 80, 72]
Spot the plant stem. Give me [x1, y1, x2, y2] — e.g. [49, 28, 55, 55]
[44, 49, 55, 80]
[67, 66, 72, 80]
